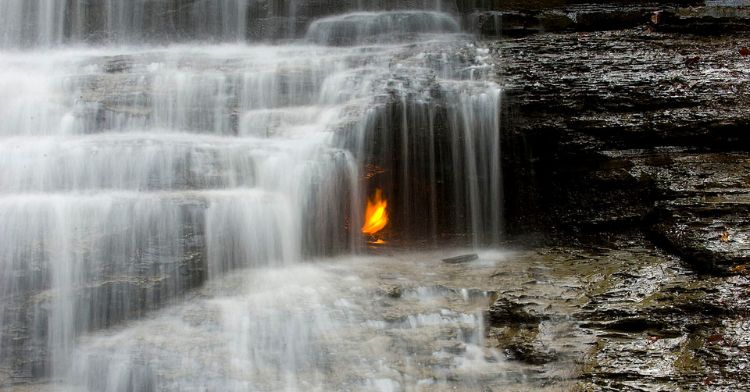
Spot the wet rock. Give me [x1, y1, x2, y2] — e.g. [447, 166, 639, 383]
[489, 323, 559, 365]
[378, 284, 403, 298]
[556, 235, 750, 391]
[598, 317, 671, 333]
[487, 298, 546, 325]
[619, 152, 750, 274]
[653, 196, 750, 274]
[442, 254, 479, 264]
[566, 4, 654, 31]
[468, 11, 544, 37]
[504, 339, 558, 365]
[496, 25, 750, 274]
[466, 3, 709, 38]
[655, 5, 750, 34]
[456, 0, 702, 14]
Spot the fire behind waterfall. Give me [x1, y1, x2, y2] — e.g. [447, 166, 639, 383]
[361, 188, 389, 241]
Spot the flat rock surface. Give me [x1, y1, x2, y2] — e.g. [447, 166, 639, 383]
[523, 233, 750, 391]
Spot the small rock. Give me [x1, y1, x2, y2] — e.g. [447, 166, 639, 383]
[378, 284, 402, 298]
[442, 254, 479, 264]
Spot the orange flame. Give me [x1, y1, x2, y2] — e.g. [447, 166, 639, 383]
[361, 188, 389, 235]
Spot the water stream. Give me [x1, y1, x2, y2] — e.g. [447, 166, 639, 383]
[0, 1, 505, 390]
[67, 251, 511, 391]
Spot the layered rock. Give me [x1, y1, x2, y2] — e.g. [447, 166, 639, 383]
[494, 10, 750, 273]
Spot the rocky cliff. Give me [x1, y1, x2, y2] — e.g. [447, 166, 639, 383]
[486, 1, 750, 389]
[494, 1, 750, 276]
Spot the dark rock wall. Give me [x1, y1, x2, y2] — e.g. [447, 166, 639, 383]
[493, 3, 750, 274]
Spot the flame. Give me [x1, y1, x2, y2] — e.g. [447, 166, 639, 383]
[361, 188, 389, 235]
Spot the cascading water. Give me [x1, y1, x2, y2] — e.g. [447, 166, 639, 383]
[0, 1, 505, 391]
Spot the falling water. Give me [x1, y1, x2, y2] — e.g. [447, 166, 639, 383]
[0, 1, 504, 390]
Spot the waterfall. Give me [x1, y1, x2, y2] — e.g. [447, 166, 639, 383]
[0, 1, 503, 390]
[0, 0, 255, 46]
[305, 11, 460, 45]
[0, 0, 456, 47]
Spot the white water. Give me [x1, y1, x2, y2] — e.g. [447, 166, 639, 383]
[64, 252, 512, 392]
[0, 0, 453, 47]
[306, 11, 460, 45]
[0, 2, 504, 390]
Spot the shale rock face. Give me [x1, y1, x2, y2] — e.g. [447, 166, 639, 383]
[488, 298, 545, 325]
[493, 4, 750, 274]
[565, 234, 750, 391]
[482, 4, 750, 386]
